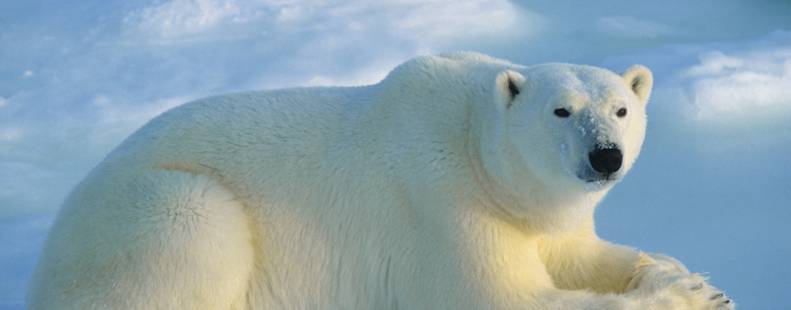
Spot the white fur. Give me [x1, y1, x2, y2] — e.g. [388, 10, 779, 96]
[29, 52, 731, 309]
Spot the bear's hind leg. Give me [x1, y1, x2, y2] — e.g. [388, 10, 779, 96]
[28, 169, 256, 310]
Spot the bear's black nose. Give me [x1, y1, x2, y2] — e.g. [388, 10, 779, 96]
[588, 146, 622, 175]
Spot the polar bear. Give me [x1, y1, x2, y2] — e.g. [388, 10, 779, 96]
[29, 52, 731, 309]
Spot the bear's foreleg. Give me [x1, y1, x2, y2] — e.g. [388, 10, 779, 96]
[537, 226, 733, 309]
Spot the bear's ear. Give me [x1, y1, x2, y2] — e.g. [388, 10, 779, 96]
[495, 70, 525, 108]
[622, 65, 653, 104]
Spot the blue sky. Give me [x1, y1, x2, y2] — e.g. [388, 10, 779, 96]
[1, 0, 790, 308]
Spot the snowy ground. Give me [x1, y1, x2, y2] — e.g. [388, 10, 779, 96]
[2, 1, 790, 308]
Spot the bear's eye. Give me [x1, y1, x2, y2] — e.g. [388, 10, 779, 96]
[553, 108, 571, 118]
[616, 108, 627, 118]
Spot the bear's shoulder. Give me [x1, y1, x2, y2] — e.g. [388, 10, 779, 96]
[381, 52, 520, 87]
[437, 51, 515, 66]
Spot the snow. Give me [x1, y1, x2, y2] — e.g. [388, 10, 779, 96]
[1, 0, 790, 308]
[686, 47, 791, 121]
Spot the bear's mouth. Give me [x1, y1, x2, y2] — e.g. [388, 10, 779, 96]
[577, 175, 619, 191]
[584, 174, 619, 183]
[576, 171, 621, 187]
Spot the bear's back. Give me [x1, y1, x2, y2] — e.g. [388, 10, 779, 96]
[102, 86, 377, 172]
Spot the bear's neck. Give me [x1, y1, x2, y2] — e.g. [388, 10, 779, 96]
[356, 64, 486, 177]
[468, 123, 606, 234]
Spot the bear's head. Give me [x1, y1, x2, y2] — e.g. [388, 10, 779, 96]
[478, 63, 652, 230]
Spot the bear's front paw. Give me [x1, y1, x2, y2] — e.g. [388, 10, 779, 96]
[627, 253, 733, 309]
[651, 273, 733, 310]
